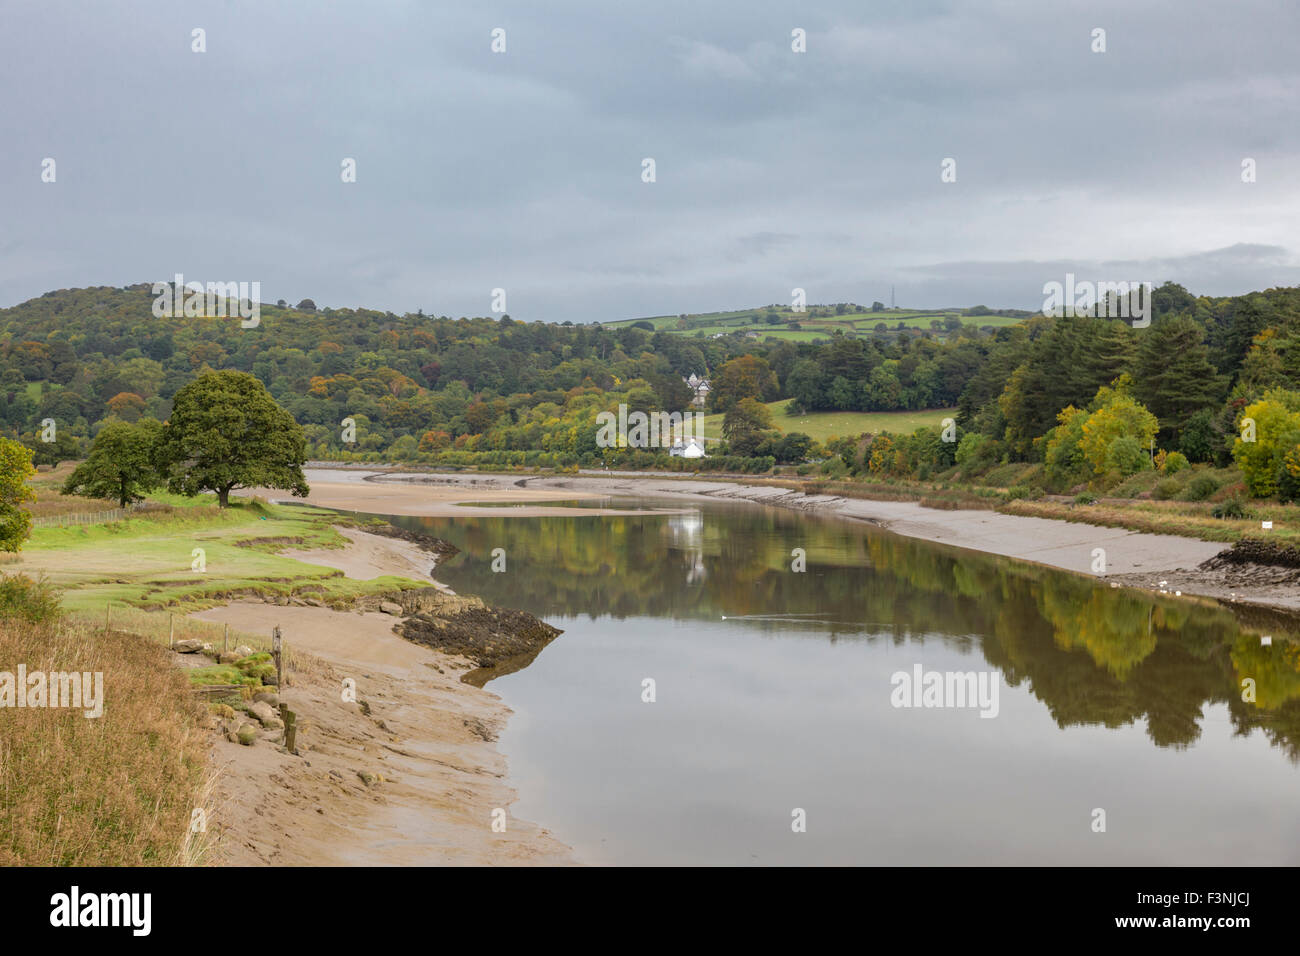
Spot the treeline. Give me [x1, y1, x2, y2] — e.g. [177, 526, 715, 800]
[1, 282, 1299, 485]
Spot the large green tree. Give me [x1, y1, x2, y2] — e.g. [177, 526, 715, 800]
[161, 370, 309, 507]
[1132, 316, 1222, 444]
[0, 437, 36, 552]
[61, 419, 164, 508]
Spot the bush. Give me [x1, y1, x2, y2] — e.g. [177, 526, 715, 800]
[1161, 451, 1189, 474]
[1074, 491, 1099, 505]
[1212, 497, 1248, 520]
[0, 573, 62, 625]
[1152, 478, 1182, 500]
[1180, 473, 1220, 502]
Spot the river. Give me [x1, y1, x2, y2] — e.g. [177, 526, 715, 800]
[378, 496, 1299, 865]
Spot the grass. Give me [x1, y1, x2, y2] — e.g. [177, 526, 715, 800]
[699, 399, 955, 444]
[0, 616, 213, 865]
[608, 306, 1028, 339]
[10, 494, 430, 614]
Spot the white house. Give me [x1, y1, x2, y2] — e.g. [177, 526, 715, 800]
[670, 437, 707, 458]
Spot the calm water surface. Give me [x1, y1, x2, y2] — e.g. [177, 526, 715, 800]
[382, 499, 1300, 865]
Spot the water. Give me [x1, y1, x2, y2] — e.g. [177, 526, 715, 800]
[382, 498, 1300, 865]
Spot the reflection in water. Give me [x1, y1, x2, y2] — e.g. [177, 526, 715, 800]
[392, 501, 1300, 759]
[378, 499, 1300, 864]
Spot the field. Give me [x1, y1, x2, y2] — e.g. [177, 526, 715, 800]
[5, 479, 427, 616]
[607, 305, 1027, 341]
[699, 399, 955, 443]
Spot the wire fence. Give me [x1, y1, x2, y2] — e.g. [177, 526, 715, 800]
[32, 508, 131, 529]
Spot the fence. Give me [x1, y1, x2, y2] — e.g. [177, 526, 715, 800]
[33, 508, 130, 529]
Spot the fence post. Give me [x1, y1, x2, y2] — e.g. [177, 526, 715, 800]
[169, 613, 174, 649]
[223, 624, 228, 654]
[272, 626, 283, 690]
[104, 603, 111, 631]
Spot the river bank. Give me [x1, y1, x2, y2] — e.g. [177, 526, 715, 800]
[267, 469, 1300, 612]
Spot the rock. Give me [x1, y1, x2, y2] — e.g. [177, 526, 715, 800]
[174, 638, 204, 653]
[219, 651, 242, 664]
[226, 731, 239, 743]
[357, 770, 383, 787]
[236, 724, 258, 746]
[248, 701, 276, 723]
[201, 642, 215, 654]
[252, 691, 279, 707]
[260, 717, 284, 730]
[379, 601, 403, 616]
[234, 645, 254, 658]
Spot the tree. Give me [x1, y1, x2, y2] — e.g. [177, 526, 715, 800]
[160, 370, 309, 507]
[709, 356, 778, 413]
[1132, 316, 1221, 443]
[1077, 380, 1159, 477]
[722, 397, 774, 457]
[1232, 391, 1300, 497]
[0, 437, 36, 552]
[62, 420, 163, 508]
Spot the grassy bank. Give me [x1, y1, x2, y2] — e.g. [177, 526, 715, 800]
[7, 489, 431, 616]
[0, 611, 212, 865]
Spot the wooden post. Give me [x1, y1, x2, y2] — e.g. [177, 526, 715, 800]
[280, 704, 297, 752]
[104, 603, 110, 631]
[223, 624, 228, 654]
[169, 613, 174, 649]
[272, 626, 283, 690]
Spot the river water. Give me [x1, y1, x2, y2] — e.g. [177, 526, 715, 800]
[382, 497, 1300, 865]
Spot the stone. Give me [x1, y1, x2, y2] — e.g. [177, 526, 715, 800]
[252, 691, 279, 707]
[234, 645, 255, 658]
[380, 601, 403, 616]
[236, 724, 258, 746]
[248, 701, 276, 723]
[174, 638, 204, 653]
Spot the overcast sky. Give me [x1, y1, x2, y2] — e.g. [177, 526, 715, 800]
[3, 0, 1298, 322]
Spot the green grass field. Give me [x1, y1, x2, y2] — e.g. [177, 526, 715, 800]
[8, 496, 426, 614]
[609, 306, 1027, 340]
[700, 400, 955, 443]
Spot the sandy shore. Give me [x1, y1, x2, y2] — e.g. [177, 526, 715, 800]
[192, 531, 574, 866]
[245, 469, 679, 518]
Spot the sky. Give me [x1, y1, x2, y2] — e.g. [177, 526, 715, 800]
[2, 0, 1299, 322]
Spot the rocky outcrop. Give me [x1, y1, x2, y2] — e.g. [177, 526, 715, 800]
[395, 590, 562, 687]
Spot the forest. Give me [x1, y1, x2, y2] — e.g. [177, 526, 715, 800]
[1, 281, 1298, 498]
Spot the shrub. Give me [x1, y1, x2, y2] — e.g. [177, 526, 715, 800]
[1152, 478, 1182, 500]
[1212, 497, 1248, 519]
[1074, 491, 1099, 505]
[0, 573, 62, 625]
[1161, 451, 1189, 474]
[1180, 473, 1220, 502]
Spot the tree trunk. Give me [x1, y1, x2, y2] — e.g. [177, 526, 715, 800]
[218, 487, 231, 508]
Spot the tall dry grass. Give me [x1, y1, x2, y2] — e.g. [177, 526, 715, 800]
[0, 619, 212, 865]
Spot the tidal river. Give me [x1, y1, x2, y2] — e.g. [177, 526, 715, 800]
[380, 497, 1299, 865]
